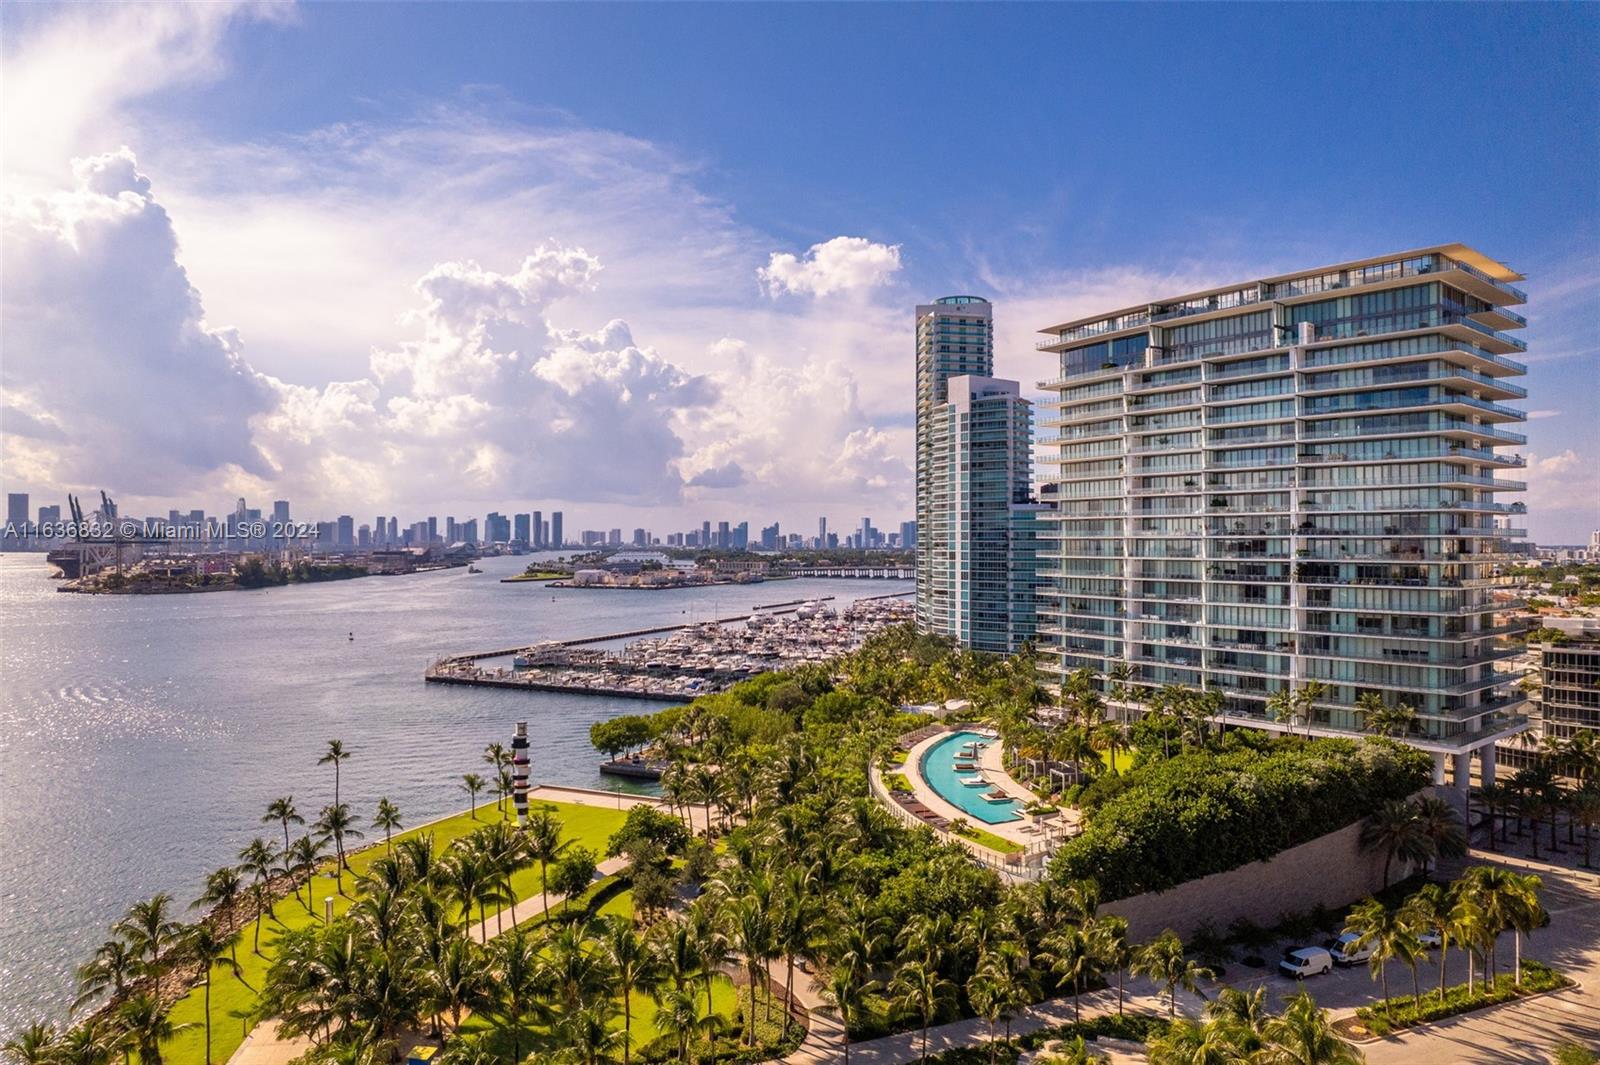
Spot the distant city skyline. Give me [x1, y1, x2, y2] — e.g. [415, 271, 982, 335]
[0, 487, 914, 552]
[2, 5, 1594, 542]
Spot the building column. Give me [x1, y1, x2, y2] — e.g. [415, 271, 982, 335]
[1478, 742, 1497, 790]
[1451, 751, 1471, 794]
[1431, 750, 1448, 786]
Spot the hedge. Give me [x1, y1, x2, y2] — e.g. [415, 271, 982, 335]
[1050, 737, 1430, 900]
[1355, 960, 1570, 1037]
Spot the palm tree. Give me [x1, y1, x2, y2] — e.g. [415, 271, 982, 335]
[52, 1020, 116, 1065]
[1266, 688, 1299, 739]
[524, 807, 568, 913]
[2, 1023, 60, 1065]
[263, 796, 304, 858]
[1448, 891, 1489, 995]
[183, 924, 245, 1064]
[286, 834, 329, 916]
[1402, 883, 1456, 998]
[773, 866, 820, 1036]
[1412, 795, 1467, 875]
[72, 937, 141, 1013]
[460, 773, 485, 819]
[190, 865, 245, 969]
[488, 931, 545, 1064]
[1344, 897, 1421, 1013]
[1131, 930, 1212, 1018]
[602, 914, 660, 1065]
[426, 935, 489, 1033]
[1569, 784, 1600, 869]
[115, 993, 193, 1065]
[688, 897, 731, 1028]
[727, 894, 774, 1047]
[813, 962, 878, 1065]
[318, 739, 351, 808]
[1257, 990, 1362, 1064]
[1504, 869, 1542, 985]
[966, 963, 1008, 1065]
[1359, 799, 1430, 889]
[373, 797, 403, 852]
[1040, 925, 1092, 1023]
[1144, 1018, 1245, 1065]
[483, 742, 512, 814]
[115, 893, 183, 975]
[1294, 681, 1327, 738]
[888, 958, 956, 1062]
[70, 940, 139, 1010]
[1089, 914, 1132, 1017]
[650, 987, 705, 1064]
[315, 803, 365, 884]
[556, 1002, 624, 1065]
[236, 838, 279, 954]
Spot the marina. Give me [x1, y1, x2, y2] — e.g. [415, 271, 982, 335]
[424, 594, 914, 700]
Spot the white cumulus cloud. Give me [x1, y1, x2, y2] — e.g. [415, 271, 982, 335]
[758, 236, 902, 298]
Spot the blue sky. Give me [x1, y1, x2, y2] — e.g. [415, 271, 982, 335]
[4, 2, 1597, 540]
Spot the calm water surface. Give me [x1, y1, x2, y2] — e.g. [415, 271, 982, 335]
[0, 552, 899, 1030]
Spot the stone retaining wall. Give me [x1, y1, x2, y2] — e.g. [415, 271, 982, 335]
[1100, 790, 1432, 941]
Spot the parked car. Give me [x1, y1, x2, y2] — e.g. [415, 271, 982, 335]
[1417, 930, 1442, 948]
[1326, 933, 1374, 966]
[1279, 947, 1334, 979]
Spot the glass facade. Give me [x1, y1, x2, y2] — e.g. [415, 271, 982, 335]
[916, 298, 1039, 653]
[1034, 246, 1531, 772]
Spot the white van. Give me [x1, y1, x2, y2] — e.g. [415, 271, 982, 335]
[1279, 947, 1334, 979]
[1327, 933, 1374, 966]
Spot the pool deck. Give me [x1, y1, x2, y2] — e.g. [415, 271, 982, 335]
[903, 728, 1076, 848]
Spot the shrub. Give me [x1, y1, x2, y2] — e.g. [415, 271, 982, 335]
[1354, 960, 1570, 1036]
[1050, 738, 1430, 899]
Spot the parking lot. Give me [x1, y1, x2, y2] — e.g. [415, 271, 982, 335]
[1207, 852, 1600, 1062]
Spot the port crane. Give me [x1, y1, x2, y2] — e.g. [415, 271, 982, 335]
[49, 491, 168, 578]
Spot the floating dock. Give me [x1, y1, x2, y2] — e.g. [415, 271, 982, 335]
[425, 594, 912, 700]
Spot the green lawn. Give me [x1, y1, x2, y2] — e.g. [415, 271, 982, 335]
[1098, 747, 1130, 773]
[160, 798, 629, 1065]
[950, 821, 1024, 855]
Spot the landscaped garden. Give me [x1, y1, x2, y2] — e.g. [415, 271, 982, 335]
[19, 623, 1579, 1065]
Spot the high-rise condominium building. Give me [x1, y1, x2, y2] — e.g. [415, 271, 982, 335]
[550, 512, 563, 548]
[1532, 636, 1600, 747]
[1035, 245, 1531, 789]
[915, 296, 1039, 653]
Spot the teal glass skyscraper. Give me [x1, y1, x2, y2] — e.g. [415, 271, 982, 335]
[915, 296, 1039, 653]
[1035, 245, 1530, 790]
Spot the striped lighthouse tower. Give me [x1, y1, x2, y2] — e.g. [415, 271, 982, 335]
[511, 721, 531, 821]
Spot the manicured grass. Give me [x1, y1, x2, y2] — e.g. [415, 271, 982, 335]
[503, 571, 567, 582]
[949, 820, 1024, 855]
[884, 772, 914, 792]
[159, 798, 629, 1065]
[1098, 747, 1130, 773]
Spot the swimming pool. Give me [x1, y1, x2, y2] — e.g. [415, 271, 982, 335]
[918, 730, 1022, 824]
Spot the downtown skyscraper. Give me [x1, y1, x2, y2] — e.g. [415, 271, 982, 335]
[914, 296, 1040, 653]
[1034, 245, 1530, 789]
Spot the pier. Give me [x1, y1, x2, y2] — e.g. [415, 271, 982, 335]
[779, 565, 914, 579]
[424, 595, 912, 700]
